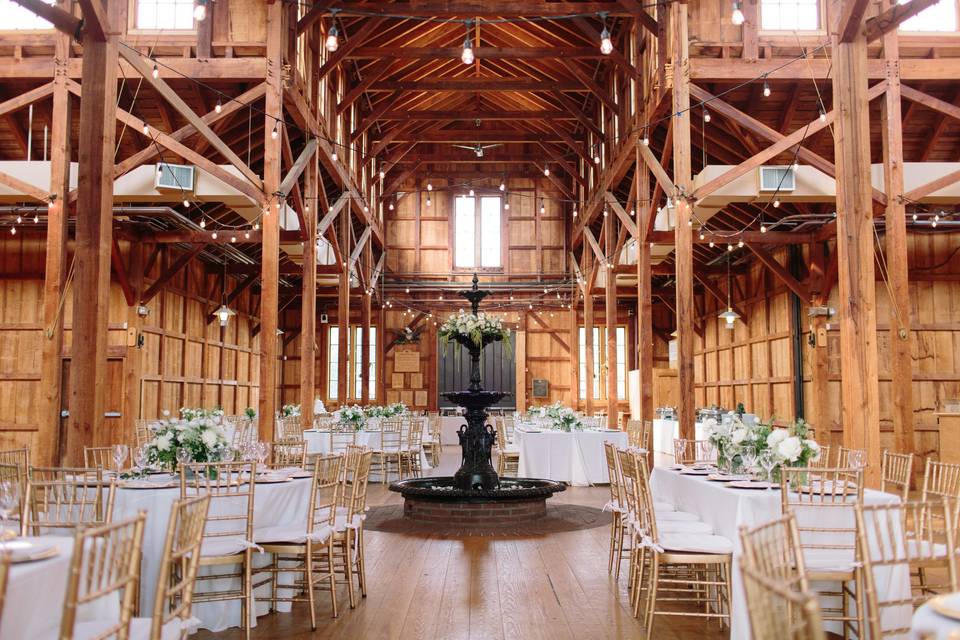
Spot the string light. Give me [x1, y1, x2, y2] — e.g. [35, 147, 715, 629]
[215, 99, 222, 114]
[603, 206, 609, 217]
[211, 231, 218, 239]
[773, 199, 780, 208]
[818, 108, 826, 122]
[271, 122, 279, 140]
[763, 81, 771, 97]
[142, 123, 149, 135]
[193, 0, 207, 21]
[629, 209, 635, 217]
[543, 165, 550, 177]
[182, 199, 190, 208]
[426, 196, 432, 207]
[16, 215, 22, 224]
[254, 222, 260, 230]
[699, 232, 705, 241]
[469, 188, 475, 197]
[592, 144, 601, 164]
[738, 239, 744, 248]
[703, 109, 711, 123]
[151, 64, 159, 79]
[912, 213, 919, 221]
[540, 199, 546, 214]
[731, 1, 745, 25]
[461, 20, 475, 65]
[572, 207, 577, 217]
[642, 129, 650, 146]
[499, 178, 506, 192]
[504, 197, 510, 211]
[760, 224, 768, 233]
[48, 195, 56, 210]
[200, 218, 206, 228]
[325, 22, 340, 53]
[10, 227, 15, 235]
[426, 182, 433, 191]
[388, 202, 394, 211]
[598, 12, 614, 55]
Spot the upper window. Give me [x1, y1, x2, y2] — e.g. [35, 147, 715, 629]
[0, 0, 54, 29]
[578, 326, 627, 400]
[899, 0, 958, 31]
[760, 0, 819, 30]
[454, 195, 502, 269]
[135, 0, 196, 30]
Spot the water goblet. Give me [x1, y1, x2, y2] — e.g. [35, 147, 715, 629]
[740, 450, 757, 479]
[133, 446, 148, 470]
[759, 451, 778, 489]
[175, 447, 192, 470]
[849, 449, 867, 470]
[112, 443, 129, 474]
[0, 481, 20, 538]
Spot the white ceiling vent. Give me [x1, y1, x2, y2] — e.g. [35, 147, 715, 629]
[759, 166, 795, 192]
[155, 163, 195, 192]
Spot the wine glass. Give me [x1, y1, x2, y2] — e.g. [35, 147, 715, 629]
[740, 450, 757, 479]
[675, 438, 688, 468]
[255, 442, 270, 472]
[133, 446, 148, 470]
[849, 449, 867, 470]
[759, 451, 778, 489]
[0, 481, 20, 538]
[112, 444, 129, 474]
[175, 447, 192, 470]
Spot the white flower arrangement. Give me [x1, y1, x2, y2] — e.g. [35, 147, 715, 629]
[281, 404, 301, 418]
[530, 401, 583, 432]
[703, 414, 820, 476]
[438, 311, 511, 352]
[178, 407, 224, 422]
[364, 402, 407, 418]
[145, 416, 230, 470]
[333, 404, 367, 431]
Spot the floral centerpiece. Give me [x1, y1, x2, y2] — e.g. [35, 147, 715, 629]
[281, 404, 301, 418]
[364, 402, 407, 418]
[438, 311, 511, 354]
[765, 418, 821, 479]
[333, 404, 366, 431]
[703, 415, 756, 473]
[179, 407, 224, 422]
[144, 415, 230, 471]
[531, 401, 583, 432]
[704, 414, 821, 480]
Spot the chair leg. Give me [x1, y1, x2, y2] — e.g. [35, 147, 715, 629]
[327, 542, 338, 618]
[244, 550, 253, 640]
[356, 527, 367, 597]
[269, 553, 277, 612]
[304, 544, 316, 631]
[344, 534, 357, 609]
[644, 555, 660, 637]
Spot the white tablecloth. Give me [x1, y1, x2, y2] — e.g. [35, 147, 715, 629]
[912, 597, 960, 639]
[112, 477, 313, 633]
[303, 419, 432, 472]
[439, 416, 467, 445]
[650, 468, 908, 639]
[515, 428, 629, 486]
[0, 537, 118, 639]
[651, 419, 709, 467]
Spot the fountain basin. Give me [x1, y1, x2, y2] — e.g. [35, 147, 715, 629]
[390, 476, 566, 526]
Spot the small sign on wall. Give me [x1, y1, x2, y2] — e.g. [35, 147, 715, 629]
[414, 390, 428, 406]
[394, 351, 420, 373]
[391, 373, 405, 389]
[532, 379, 549, 398]
[410, 373, 423, 389]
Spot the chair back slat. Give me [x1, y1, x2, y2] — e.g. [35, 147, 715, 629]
[27, 467, 116, 534]
[179, 461, 255, 545]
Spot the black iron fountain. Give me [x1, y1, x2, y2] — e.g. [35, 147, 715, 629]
[390, 274, 565, 528]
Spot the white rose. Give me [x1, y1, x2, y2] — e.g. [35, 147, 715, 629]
[201, 429, 218, 447]
[777, 436, 803, 462]
[731, 427, 748, 444]
[805, 439, 821, 461]
[156, 433, 173, 452]
[767, 429, 788, 448]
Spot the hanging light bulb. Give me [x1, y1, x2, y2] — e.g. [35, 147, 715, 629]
[426, 196, 431, 207]
[10, 227, 15, 235]
[760, 224, 768, 233]
[499, 178, 506, 192]
[738, 239, 744, 248]
[244, 231, 250, 239]
[599, 24, 614, 55]
[211, 231, 218, 239]
[331, 148, 338, 161]
[379, 167, 385, 180]
[33, 213, 39, 223]
[461, 35, 474, 65]
[231, 235, 236, 243]
[592, 145, 601, 164]
[504, 199, 510, 211]
[819, 108, 826, 122]
[182, 199, 190, 208]
[703, 110, 711, 123]
[630, 209, 635, 217]
[193, 0, 206, 21]
[426, 182, 433, 192]
[932, 219, 938, 228]
[912, 213, 918, 221]
[540, 199, 546, 214]
[728, 243, 734, 252]
[200, 218, 206, 229]
[469, 188, 475, 197]
[773, 198, 780, 208]
[603, 206, 609, 217]
[388, 202, 394, 211]
[215, 99, 222, 114]
[48, 196, 55, 210]
[543, 165, 550, 177]
[642, 129, 650, 146]
[325, 23, 340, 53]
[792, 160, 800, 172]
[271, 122, 279, 140]
[709, 241, 715, 248]
[699, 232, 705, 241]
[16, 215, 22, 224]
[152, 64, 159, 79]
[763, 81, 771, 97]
[731, 1, 745, 25]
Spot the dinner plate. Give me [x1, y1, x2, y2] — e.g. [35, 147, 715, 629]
[254, 476, 293, 484]
[707, 474, 739, 482]
[728, 480, 778, 490]
[290, 470, 313, 479]
[930, 593, 960, 621]
[120, 480, 177, 489]
[0, 539, 60, 563]
[679, 469, 712, 476]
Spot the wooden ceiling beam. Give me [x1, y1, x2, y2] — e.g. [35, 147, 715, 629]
[295, 0, 337, 35]
[351, 90, 403, 143]
[370, 79, 584, 92]
[549, 90, 604, 139]
[375, 130, 581, 143]
[695, 273, 748, 322]
[0, 82, 54, 118]
[11, 0, 82, 38]
[561, 59, 618, 112]
[316, 18, 387, 80]
[336, 58, 394, 116]
[863, 0, 939, 42]
[332, 3, 635, 17]
[746, 243, 811, 300]
[140, 244, 206, 303]
[350, 47, 629, 60]
[374, 109, 572, 121]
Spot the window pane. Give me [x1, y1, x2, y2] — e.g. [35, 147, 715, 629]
[578, 327, 587, 399]
[616, 327, 627, 399]
[368, 328, 377, 400]
[592, 328, 601, 399]
[480, 197, 501, 267]
[135, 0, 196, 30]
[354, 327, 362, 399]
[760, 0, 819, 30]
[454, 196, 476, 268]
[328, 327, 339, 400]
[0, 0, 54, 29]
[900, 0, 957, 30]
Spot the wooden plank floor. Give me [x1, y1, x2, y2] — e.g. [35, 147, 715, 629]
[195, 449, 729, 640]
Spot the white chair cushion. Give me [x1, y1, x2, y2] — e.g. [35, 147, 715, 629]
[67, 617, 182, 640]
[657, 519, 713, 535]
[655, 510, 700, 522]
[653, 500, 675, 512]
[254, 523, 333, 545]
[200, 536, 252, 558]
[906, 539, 948, 559]
[333, 507, 365, 533]
[658, 532, 734, 554]
[802, 548, 858, 573]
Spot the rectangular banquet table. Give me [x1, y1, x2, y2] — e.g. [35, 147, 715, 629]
[649, 467, 910, 639]
[112, 476, 314, 633]
[515, 428, 629, 486]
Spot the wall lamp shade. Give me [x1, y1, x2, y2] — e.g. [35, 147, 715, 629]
[216, 304, 237, 327]
[718, 307, 740, 329]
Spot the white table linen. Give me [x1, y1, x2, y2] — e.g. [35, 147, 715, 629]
[650, 467, 908, 640]
[112, 477, 314, 633]
[439, 416, 468, 445]
[912, 597, 960, 639]
[303, 417, 432, 471]
[0, 537, 119, 639]
[515, 427, 628, 486]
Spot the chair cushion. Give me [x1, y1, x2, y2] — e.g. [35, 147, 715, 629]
[655, 510, 700, 522]
[200, 536, 253, 558]
[802, 548, 858, 573]
[254, 523, 333, 545]
[333, 507, 365, 533]
[657, 519, 713, 535]
[68, 617, 182, 640]
[658, 532, 733, 554]
[653, 500, 675, 512]
[906, 539, 948, 559]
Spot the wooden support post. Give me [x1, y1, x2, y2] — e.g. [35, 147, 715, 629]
[672, 1, 696, 440]
[516, 312, 527, 413]
[570, 286, 579, 409]
[39, 20, 71, 464]
[604, 213, 619, 427]
[121, 241, 145, 445]
[880, 4, 914, 456]
[584, 259, 596, 415]
[637, 158, 654, 426]
[258, 0, 282, 438]
[831, 0, 882, 482]
[337, 201, 350, 404]
[66, 0, 119, 462]
[299, 149, 318, 427]
[360, 244, 372, 404]
[809, 244, 833, 441]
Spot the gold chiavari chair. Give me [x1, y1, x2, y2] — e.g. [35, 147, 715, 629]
[280, 416, 305, 442]
[401, 418, 424, 478]
[809, 444, 832, 469]
[271, 439, 307, 468]
[180, 461, 259, 640]
[856, 498, 960, 638]
[625, 419, 651, 450]
[880, 450, 914, 501]
[0, 462, 26, 536]
[496, 418, 520, 477]
[329, 429, 356, 456]
[58, 513, 147, 640]
[26, 467, 116, 534]
[134, 420, 154, 448]
[124, 495, 210, 640]
[739, 513, 810, 596]
[333, 449, 373, 609]
[83, 446, 116, 471]
[621, 449, 732, 632]
[672, 438, 715, 466]
[921, 458, 960, 502]
[231, 418, 254, 450]
[503, 415, 516, 444]
[837, 447, 867, 469]
[372, 419, 403, 484]
[0, 551, 8, 629]
[740, 562, 827, 640]
[421, 414, 443, 468]
[0, 448, 30, 478]
[603, 442, 629, 579]
[257, 454, 343, 627]
[780, 466, 866, 639]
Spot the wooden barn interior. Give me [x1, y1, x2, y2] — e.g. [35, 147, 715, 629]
[1, 0, 960, 638]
